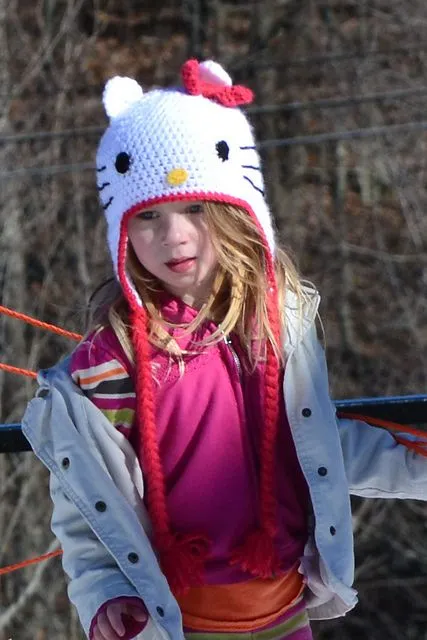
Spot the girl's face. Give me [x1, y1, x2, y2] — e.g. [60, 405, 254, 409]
[127, 200, 218, 308]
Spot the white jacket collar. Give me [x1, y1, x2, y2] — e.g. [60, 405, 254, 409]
[284, 285, 320, 353]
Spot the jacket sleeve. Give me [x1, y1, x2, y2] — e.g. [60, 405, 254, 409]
[49, 472, 144, 637]
[308, 324, 427, 500]
[21, 360, 175, 640]
[338, 414, 427, 500]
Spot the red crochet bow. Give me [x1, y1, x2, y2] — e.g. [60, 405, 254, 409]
[181, 59, 254, 108]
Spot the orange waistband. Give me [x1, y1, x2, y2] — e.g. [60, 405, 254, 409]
[177, 564, 305, 633]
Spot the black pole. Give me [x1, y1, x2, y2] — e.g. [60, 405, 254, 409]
[2, 394, 427, 454]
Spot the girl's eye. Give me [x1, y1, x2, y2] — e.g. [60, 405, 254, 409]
[136, 210, 158, 220]
[187, 204, 204, 214]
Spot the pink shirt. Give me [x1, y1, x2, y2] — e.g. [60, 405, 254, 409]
[70, 294, 309, 588]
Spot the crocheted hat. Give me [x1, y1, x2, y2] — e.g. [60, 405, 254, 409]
[96, 59, 282, 594]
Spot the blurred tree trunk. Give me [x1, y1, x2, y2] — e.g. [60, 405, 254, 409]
[0, 0, 26, 417]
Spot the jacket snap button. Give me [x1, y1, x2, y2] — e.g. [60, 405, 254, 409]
[61, 457, 70, 469]
[302, 408, 312, 418]
[330, 526, 336, 536]
[318, 466, 328, 476]
[128, 552, 139, 564]
[95, 501, 107, 512]
[156, 606, 165, 617]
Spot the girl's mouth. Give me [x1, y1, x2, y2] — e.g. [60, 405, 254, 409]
[165, 258, 196, 273]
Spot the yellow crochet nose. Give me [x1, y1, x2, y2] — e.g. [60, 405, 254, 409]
[166, 168, 188, 186]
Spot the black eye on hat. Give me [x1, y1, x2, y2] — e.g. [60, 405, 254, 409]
[216, 140, 230, 162]
[115, 152, 131, 173]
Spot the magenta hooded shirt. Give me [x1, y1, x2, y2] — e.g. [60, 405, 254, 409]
[70, 294, 310, 586]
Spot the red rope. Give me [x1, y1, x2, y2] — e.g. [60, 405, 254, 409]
[0, 363, 37, 379]
[0, 549, 63, 575]
[0, 306, 76, 574]
[0, 304, 82, 378]
[0, 302, 426, 577]
[338, 412, 427, 457]
[0, 305, 82, 341]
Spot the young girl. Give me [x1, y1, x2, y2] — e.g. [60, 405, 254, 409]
[22, 59, 427, 640]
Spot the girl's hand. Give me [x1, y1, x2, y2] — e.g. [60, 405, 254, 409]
[91, 597, 149, 640]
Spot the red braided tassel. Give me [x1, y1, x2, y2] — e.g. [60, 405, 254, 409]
[229, 528, 282, 578]
[158, 532, 210, 595]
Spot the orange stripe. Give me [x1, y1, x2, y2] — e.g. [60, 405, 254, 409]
[178, 565, 305, 633]
[79, 366, 127, 386]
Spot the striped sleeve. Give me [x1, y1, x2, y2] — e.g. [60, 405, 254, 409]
[70, 330, 136, 438]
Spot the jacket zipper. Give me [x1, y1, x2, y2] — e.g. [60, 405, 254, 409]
[223, 333, 242, 377]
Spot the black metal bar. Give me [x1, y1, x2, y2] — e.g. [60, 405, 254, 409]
[335, 394, 427, 425]
[0, 423, 32, 453]
[2, 394, 427, 454]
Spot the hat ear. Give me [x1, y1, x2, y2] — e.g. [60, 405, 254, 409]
[102, 76, 144, 119]
[199, 60, 232, 87]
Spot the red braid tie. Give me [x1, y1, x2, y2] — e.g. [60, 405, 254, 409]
[131, 307, 210, 594]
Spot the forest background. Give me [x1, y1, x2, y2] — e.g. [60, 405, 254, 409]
[1, 0, 427, 638]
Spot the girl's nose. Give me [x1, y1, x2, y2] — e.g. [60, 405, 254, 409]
[161, 213, 187, 246]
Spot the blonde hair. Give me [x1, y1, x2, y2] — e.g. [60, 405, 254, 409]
[87, 202, 306, 369]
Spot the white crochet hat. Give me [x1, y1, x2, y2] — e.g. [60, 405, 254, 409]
[96, 58, 276, 309]
[95, 60, 282, 595]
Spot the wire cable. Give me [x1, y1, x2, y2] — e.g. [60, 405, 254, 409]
[2, 86, 427, 146]
[2, 118, 427, 179]
[258, 119, 427, 149]
[250, 86, 427, 115]
[236, 43, 427, 70]
[0, 125, 103, 144]
[0, 162, 94, 180]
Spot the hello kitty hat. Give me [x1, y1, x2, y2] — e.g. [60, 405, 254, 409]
[96, 59, 282, 594]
